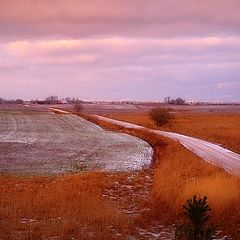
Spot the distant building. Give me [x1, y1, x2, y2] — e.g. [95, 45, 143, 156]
[185, 100, 196, 105]
[59, 99, 68, 104]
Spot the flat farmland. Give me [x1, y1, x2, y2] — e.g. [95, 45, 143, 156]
[1, 105, 240, 239]
[0, 107, 152, 175]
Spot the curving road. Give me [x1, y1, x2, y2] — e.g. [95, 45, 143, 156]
[93, 115, 240, 176]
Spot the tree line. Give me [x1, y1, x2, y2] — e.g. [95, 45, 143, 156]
[0, 98, 24, 104]
[0, 96, 84, 105]
[164, 96, 186, 105]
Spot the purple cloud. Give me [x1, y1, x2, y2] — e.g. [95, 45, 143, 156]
[0, 0, 240, 101]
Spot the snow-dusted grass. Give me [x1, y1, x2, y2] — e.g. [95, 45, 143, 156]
[84, 115, 240, 239]
[0, 109, 152, 175]
[92, 114, 240, 176]
[1, 108, 239, 239]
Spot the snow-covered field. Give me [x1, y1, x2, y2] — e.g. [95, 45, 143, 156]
[0, 108, 152, 175]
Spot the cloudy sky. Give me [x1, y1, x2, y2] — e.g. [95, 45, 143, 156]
[0, 0, 240, 101]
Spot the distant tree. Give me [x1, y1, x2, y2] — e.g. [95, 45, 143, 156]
[45, 95, 59, 104]
[15, 99, 24, 104]
[73, 98, 84, 104]
[149, 107, 173, 127]
[169, 99, 176, 104]
[6, 99, 15, 104]
[66, 97, 84, 104]
[65, 97, 72, 104]
[168, 97, 185, 105]
[73, 101, 83, 113]
[30, 99, 37, 105]
[0, 98, 4, 104]
[175, 97, 185, 105]
[164, 96, 171, 104]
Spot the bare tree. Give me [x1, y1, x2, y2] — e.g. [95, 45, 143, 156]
[66, 97, 84, 104]
[65, 97, 72, 104]
[167, 97, 185, 105]
[73, 101, 83, 113]
[175, 97, 185, 105]
[164, 96, 171, 104]
[149, 107, 173, 127]
[15, 99, 24, 104]
[45, 95, 59, 104]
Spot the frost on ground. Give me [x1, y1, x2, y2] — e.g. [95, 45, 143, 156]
[0, 108, 152, 175]
[93, 115, 240, 176]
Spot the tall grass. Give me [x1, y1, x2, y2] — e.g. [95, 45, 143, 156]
[1, 112, 240, 239]
[106, 112, 240, 153]
[152, 141, 240, 213]
[87, 115, 240, 238]
[0, 173, 131, 239]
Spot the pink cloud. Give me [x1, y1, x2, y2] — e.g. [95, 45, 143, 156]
[0, 1, 240, 101]
[0, 0, 240, 39]
[4, 36, 240, 60]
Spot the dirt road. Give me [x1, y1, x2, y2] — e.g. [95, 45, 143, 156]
[93, 115, 240, 175]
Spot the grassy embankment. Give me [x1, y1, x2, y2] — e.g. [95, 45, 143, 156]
[0, 173, 135, 239]
[85, 114, 240, 238]
[105, 112, 240, 153]
[0, 111, 240, 239]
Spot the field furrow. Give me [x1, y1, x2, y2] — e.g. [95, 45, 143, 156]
[0, 109, 152, 175]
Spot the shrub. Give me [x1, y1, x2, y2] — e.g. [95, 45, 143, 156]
[149, 107, 173, 126]
[73, 102, 83, 113]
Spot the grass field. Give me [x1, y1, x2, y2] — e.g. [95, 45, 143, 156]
[1, 108, 240, 239]
[84, 115, 240, 239]
[105, 112, 240, 153]
[0, 173, 133, 239]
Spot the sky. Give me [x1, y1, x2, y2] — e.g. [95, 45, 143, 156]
[0, 0, 240, 101]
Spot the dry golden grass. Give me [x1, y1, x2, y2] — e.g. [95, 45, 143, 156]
[1, 112, 240, 239]
[155, 153, 240, 237]
[0, 172, 131, 239]
[106, 112, 240, 153]
[86, 115, 240, 238]
[151, 141, 240, 222]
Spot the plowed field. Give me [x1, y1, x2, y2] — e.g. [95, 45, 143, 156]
[0, 108, 152, 175]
